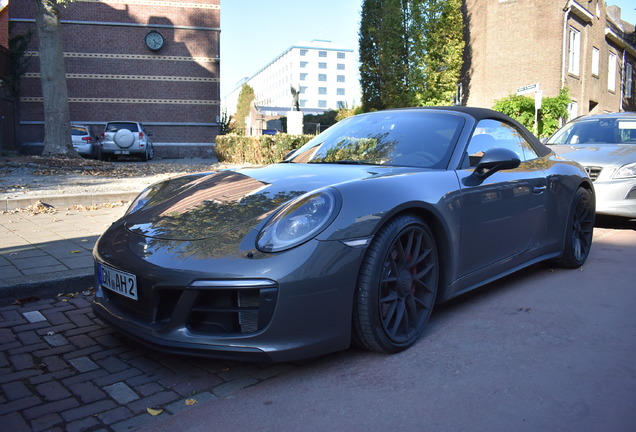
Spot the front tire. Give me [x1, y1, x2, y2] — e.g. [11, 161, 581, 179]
[555, 186, 595, 268]
[353, 215, 439, 354]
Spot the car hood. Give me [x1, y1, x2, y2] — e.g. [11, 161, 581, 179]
[549, 144, 636, 167]
[123, 163, 409, 241]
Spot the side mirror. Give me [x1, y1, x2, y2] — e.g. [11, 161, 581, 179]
[147, 131, 154, 137]
[467, 147, 521, 184]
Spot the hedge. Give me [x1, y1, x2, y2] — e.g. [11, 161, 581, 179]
[215, 133, 314, 165]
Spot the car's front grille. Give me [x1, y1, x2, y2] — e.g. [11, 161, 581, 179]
[105, 279, 278, 335]
[584, 166, 602, 181]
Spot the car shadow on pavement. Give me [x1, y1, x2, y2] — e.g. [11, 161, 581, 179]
[594, 214, 636, 230]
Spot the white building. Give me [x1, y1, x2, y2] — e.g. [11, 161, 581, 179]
[223, 40, 360, 116]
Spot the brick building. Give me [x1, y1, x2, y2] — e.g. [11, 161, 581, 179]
[463, 0, 636, 118]
[0, 0, 13, 152]
[8, 0, 220, 157]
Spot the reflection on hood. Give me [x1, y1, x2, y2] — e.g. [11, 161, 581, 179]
[125, 170, 303, 241]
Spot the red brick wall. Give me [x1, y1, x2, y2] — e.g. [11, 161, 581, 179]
[10, 0, 221, 155]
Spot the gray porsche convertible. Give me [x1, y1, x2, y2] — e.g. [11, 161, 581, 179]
[93, 107, 595, 362]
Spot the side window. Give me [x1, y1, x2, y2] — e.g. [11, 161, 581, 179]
[465, 119, 539, 167]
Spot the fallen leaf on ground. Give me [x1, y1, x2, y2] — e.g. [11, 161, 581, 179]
[147, 407, 163, 416]
[12, 296, 40, 306]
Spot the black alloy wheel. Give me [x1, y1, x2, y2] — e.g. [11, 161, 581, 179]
[556, 187, 595, 268]
[354, 215, 439, 354]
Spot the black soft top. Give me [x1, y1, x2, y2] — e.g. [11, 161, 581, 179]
[391, 106, 552, 158]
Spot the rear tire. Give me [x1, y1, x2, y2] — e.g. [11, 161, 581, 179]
[353, 215, 439, 354]
[554, 187, 595, 268]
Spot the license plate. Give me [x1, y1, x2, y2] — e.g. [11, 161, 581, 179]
[114, 150, 130, 155]
[99, 263, 138, 300]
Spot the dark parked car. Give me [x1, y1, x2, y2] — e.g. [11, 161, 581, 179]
[93, 107, 595, 362]
[546, 112, 636, 218]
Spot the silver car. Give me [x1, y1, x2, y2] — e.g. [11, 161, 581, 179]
[547, 112, 636, 218]
[98, 121, 155, 161]
[71, 124, 97, 158]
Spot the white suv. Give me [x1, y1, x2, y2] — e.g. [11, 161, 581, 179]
[98, 121, 155, 161]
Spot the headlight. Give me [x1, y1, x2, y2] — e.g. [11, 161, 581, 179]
[614, 162, 636, 179]
[256, 189, 340, 252]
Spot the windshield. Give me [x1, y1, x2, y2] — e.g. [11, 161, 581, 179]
[287, 110, 465, 169]
[106, 122, 140, 133]
[547, 118, 636, 145]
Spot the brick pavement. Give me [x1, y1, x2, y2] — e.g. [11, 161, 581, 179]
[0, 294, 296, 431]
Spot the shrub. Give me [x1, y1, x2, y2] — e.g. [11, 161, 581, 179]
[493, 88, 571, 138]
[215, 133, 314, 165]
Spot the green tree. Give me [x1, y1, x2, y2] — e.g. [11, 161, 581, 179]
[359, 0, 464, 110]
[359, 0, 384, 111]
[34, 0, 78, 157]
[413, 0, 464, 105]
[377, 0, 412, 108]
[234, 84, 255, 135]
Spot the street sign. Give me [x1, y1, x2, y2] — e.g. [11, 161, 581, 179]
[516, 83, 539, 95]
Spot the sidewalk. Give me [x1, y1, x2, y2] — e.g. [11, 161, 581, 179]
[0, 204, 129, 305]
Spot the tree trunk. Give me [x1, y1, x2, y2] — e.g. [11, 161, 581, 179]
[34, 0, 78, 157]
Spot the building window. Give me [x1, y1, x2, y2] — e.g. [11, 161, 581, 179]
[318, 87, 327, 95]
[337, 75, 345, 83]
[337, 101, 346, 109]
[337, 63, 345, 70]
[591, 47, 599, 77]
[337, 52, 345, 59]
[567, 101, 578, 121]
[626, 63, 634, 99]
[337, 88, 345, 96]
[608, 51, 617, 92]
[300, 86, 307, 94]
[318, 100, 327, 108]
[300, 100, 307, 107]
[300, 73, 308, 81]
[568, 27, 580, 76]
[318, 74, 327, 81]
[319, 62, 327, 69]
[300, 49, 308, 56]
[319, 51, 327, 58]
[300, 61, 308, 68]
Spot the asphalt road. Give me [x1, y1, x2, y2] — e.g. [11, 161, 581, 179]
[143, 220, 636, 432]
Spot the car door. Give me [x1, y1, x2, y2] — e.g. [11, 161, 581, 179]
[455, 119, 549, 277]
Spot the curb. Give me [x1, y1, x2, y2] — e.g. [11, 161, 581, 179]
[1, 191, 140, 212]
[0, 270, 94, 306]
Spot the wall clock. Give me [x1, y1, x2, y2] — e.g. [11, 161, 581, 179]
[145, 30, 164, 51]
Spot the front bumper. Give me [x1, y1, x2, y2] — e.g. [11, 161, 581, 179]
[593, 179, 636, 218]
[92, 226, 366, 362]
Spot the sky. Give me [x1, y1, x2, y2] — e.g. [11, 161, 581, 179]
[220, 0, 636, 99]
[220, 0, 363, 98]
